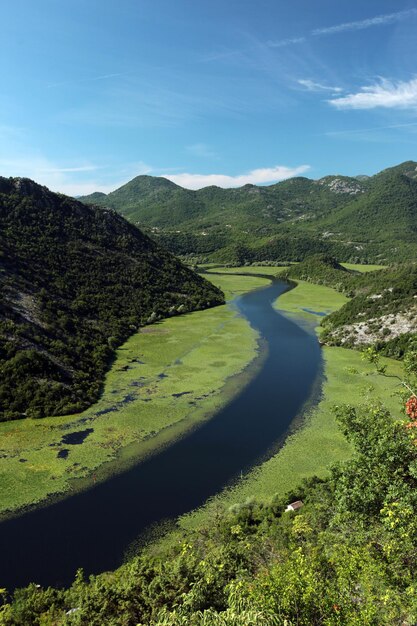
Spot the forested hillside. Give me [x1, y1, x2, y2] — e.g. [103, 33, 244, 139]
[79, 161, 417, 264]
[321, 262, 417, 355]
[283, 255, 417, 355]
[0, 177, 224, 421]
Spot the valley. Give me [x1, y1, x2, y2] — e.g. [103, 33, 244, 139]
[0, 264, 405, 594]
[3, 3, 417, 619]
[169, 276, 403, 540]
[0, 164, 415, 623]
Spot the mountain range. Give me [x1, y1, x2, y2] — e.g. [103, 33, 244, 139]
[0, 177, 223, 421]
[79, 161, 417, 264]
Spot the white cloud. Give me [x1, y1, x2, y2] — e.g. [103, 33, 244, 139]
[298, 79, 342, 93]
[312, 9, 417, 36]
[0, 153, 308, 195]
[329, 77, 417, 110]
[163, 165, 310, 190]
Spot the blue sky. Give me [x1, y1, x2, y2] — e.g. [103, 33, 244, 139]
[2, 0, 417, 194]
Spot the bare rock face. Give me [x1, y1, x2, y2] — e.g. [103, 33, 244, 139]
[326, 306, 417, 347]
[317, 176, 364, 195]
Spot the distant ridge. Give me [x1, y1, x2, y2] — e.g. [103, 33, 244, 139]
[0, 177, 224, 421]
[79, 161, 417, 264]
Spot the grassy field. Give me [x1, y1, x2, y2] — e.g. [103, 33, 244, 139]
[201, 265, 288, 276]
[0, 272, 269, 517]
[202, 263, 384, 275]
[341, 263, 386, 272]
[275, 280, 349, 321]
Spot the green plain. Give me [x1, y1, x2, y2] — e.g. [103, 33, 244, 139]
[276, 279, 349, 320]
[0, 272, 268, 518]
[341, 263, 386, 272]
[201, 265, 288, 276]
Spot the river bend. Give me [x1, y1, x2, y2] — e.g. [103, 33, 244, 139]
[0, 279, 322, 590]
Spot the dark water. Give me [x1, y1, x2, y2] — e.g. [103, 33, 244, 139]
[302, 308, 327, 317]
[61, 428, 94, 446]
[0, 280, 322, 591]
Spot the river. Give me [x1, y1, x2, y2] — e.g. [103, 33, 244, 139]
[0, 279, 322, 590]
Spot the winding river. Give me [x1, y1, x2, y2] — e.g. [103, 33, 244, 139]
[0, 279, 322, 590]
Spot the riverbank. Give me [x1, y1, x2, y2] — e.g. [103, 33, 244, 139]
[0, 272, 268, 518]
[150, 270, 403, 544]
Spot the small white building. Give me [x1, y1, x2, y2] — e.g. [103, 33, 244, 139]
[285, 500, 304, 512]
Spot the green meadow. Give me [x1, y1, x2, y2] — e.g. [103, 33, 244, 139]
[201, 265, 288, 276]
[275, 279, 349, 319]
[0, 272, 268, 517]
[341, 262, 386, 272]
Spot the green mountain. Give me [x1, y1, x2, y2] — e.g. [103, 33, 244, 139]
[0, 177, 224, 421]
[296, 164, 417, 248]
[79, 161, 417, 264]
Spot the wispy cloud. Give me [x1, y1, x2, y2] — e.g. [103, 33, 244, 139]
[265, 8, 417, 50]
[163, 165, 310, 190]
[267, 37, 305, 49]
[329, 77, 417, 110]
[298, 79, 342, 93]
[46, 72, 131, 89]
[186, 143, 218, 159]
[58, 80, 247, 129]
[326, 121, 417, 137]
[312, 9, 417, 36]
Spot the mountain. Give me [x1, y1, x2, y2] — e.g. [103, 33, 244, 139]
[296, 164, 417, 252]
[0, 177, 224, 421]
[79, 161, 417, 264]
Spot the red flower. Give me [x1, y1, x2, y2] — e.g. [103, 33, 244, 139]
[406, 396, 417, 421]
